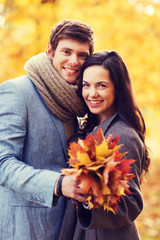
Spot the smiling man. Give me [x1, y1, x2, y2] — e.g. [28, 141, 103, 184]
[0, 19, 94, 240]
[48, 38, 90, 83]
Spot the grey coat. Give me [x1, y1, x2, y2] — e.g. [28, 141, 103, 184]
[0, 76, 68, 240]
[59, 113, 144, 240]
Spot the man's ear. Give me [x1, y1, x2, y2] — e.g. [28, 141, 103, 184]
[46, 44, 53, 57]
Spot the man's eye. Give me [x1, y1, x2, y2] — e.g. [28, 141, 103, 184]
[79, 54, 88, 60]
[63, 50, 70, 55]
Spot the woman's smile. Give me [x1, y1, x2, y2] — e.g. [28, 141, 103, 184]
[87, 99, 103, 107]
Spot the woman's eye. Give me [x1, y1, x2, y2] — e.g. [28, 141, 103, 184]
[82, 82, 89, 87]
[99, 84, 107, 88]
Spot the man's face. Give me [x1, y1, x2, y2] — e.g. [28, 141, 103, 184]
[48, 38, 90, 84]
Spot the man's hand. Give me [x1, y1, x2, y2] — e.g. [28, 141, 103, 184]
[61, 174, 88, 202]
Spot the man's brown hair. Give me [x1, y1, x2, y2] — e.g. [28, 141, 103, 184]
[47, 19, 94, 55]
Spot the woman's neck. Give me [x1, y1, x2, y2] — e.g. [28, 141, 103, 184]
[97, 109, 117, 125]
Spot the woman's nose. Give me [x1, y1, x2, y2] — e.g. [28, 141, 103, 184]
[89, 87, 98, 97]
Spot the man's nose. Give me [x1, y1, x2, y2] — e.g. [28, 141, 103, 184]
[68, 54, 79, 65]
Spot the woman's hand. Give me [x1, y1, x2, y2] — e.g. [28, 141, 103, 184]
[61, 174, 88, 202]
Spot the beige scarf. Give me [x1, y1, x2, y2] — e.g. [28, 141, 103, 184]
[24, 52, 87, 141]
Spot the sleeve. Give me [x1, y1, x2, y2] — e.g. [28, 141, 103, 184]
[77, 126, 144, 230]
[0, 80, 60, 207]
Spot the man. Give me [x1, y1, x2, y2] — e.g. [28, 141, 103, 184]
[0, 19, 94, 240]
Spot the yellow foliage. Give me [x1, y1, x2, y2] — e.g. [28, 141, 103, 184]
[0, 0, 159, 159]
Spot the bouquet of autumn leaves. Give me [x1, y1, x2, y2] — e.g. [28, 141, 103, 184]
[61, 128, 135, 214]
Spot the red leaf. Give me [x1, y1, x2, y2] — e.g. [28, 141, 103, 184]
[106, 133, 120, 149]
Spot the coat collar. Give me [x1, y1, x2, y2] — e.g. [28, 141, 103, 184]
[92, 112, 118, 136]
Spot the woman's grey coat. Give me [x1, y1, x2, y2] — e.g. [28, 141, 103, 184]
[59, 113, 144, 240]
[0, 76, 68, 240]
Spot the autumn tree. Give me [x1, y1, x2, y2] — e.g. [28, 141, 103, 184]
[0, 0, 159, 157]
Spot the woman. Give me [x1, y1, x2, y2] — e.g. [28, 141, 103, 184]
[59, 50, 150, 240]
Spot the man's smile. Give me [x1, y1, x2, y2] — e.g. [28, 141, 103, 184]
[64, 67, 78, 74]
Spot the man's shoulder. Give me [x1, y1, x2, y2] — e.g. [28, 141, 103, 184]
[4, 75, 31, 86]
[1, 75, 34, 92]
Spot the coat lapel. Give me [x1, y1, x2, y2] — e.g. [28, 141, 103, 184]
[51, 115, 68, 160]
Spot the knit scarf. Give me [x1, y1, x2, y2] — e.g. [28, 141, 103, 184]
[24, 52, 87, 141]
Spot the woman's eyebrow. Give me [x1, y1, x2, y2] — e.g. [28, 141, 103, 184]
[98, 80, 108, 83]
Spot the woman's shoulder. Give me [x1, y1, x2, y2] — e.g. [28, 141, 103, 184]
[104, 115, 143, 146]
[110, 117, 135, 134]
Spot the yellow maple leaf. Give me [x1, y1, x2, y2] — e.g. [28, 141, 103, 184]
[76, 151, 92, 167]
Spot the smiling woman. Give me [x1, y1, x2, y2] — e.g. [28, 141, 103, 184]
[59, 50, 151, 240]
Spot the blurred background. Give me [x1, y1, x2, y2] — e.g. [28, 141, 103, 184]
[0, 0, 160, 239]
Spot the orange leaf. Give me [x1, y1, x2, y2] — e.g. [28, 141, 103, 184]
[78, 172, 100, 194]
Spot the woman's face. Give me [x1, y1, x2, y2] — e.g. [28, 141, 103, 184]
[82, 65, 116, 124]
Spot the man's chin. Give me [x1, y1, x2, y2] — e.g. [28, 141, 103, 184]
[63, 76, 78, 84]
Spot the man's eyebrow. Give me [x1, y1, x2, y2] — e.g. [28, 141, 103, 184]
[80, 52, 89, 55]
[60, 47, 72, 51]
[60, 47, 89, 54]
